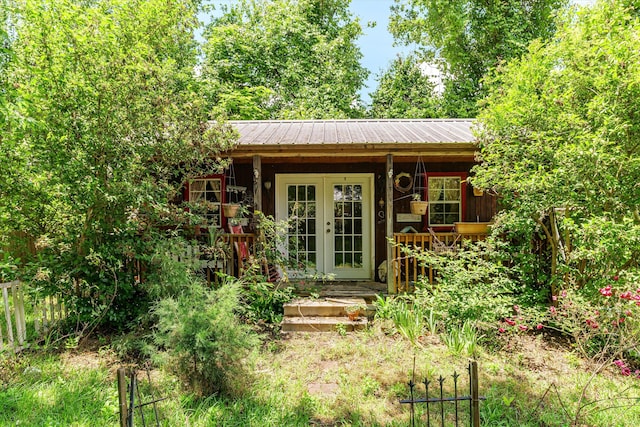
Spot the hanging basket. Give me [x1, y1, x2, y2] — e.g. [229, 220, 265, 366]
[410, 200, 428, 215]
[223, 203, 240, 218]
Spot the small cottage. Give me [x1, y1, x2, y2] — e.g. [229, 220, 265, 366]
[185, 119, 496, 293]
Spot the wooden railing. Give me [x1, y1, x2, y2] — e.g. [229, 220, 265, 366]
[34, 294, 67, 337]
[226, 233, 257, 278]
[168, 233, 258, 282]
[393, 232, 487, 293]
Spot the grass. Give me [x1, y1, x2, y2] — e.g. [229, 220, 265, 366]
[1, 328, 640, 426]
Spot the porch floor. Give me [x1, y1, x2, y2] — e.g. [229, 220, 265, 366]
[291, 281, 387, 303]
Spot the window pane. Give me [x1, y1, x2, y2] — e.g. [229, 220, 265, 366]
[344, 202, 352, 217]
[354, 219, 362, 234]
[298, 186, 306, 201]
[428, 175, 462, 226]
[354, 202, 362, 217]
[353, 185, 362, 201]
[354, 253, 362, 268]
[345, 237, 353, 251]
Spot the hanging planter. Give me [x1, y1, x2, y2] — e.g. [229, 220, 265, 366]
[222, 203, 240, 218]
[223, 162, 247, 220]
[411, 156, 428, 214]
[410, 200, 429, 215]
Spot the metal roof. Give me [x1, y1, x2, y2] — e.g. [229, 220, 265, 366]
[230, 119, 475, 145]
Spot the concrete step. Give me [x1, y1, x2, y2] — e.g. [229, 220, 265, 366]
[281, 316, 368, 333]
[284, 297, 367, 318]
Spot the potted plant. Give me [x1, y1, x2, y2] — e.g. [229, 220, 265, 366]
[410, 194, 428, 215]
[345, 303, 366, 321]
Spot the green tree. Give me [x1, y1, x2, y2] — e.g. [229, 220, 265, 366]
[389, 0, 566, 117]
[472, 0, 640, 294]
[202, 0, 368, 119]
[1, 0, 235, 328]
[369, 53, 440, 118]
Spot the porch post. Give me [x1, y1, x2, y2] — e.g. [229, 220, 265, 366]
[253, 155, 262, 213]
[386, 154, 395, 294]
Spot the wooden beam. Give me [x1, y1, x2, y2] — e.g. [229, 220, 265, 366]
[227, 145, 477, 159]
[229, 154, 476, 164]
[386, 154, 395, 294]
[253, 155, 262, 213]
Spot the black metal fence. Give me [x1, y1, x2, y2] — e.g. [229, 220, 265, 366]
[400, 360, 484, 427]
[117, 367, 166, 427]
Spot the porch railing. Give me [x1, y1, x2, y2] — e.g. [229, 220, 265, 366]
[226, 233, 257, 278]
[393, 231, 487, 293]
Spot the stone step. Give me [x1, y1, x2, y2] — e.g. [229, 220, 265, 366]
[284, 297, 367, 318]
[281, 316, 368, 333]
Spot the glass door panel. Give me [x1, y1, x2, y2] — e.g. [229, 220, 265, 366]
[332, 184, 364, 269]
[286, 184, 318, 271]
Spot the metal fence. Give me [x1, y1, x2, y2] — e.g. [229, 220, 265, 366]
[400, 360, 484, 427]
[117, 367, 166, 427]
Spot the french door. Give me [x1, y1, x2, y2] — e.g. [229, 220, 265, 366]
[276, 174, 374, 280]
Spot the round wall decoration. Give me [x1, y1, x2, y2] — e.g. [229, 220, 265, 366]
[394, 172, 413, 193]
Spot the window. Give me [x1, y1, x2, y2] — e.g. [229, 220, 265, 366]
[427, 173, 467, 227]
[188, 177, 223, 228]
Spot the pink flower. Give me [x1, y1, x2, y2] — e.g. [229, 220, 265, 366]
[600, 285, 613, 297]
[549, 306, 557, 315]
[536, 324, 544, 330]
[498, 327, 506, 333]
[552, 295, 558, 301]
[614, 359, 626, 368]
[561, 290, 567, 298]
[513, 305, 520, 313]
[613, 275, 619, 281]
[620, 291, 632, 300]
[621, 367, 631, 376]
[518, 325, 528, 331]
[505, 318, 516, 326]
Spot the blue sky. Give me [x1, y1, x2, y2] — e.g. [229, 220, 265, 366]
[348, 0, 406, 103]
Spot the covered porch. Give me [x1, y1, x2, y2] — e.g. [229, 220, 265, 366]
[215, 227, 490, 296]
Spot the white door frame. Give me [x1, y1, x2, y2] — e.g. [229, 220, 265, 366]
[275, 173, 375, 280]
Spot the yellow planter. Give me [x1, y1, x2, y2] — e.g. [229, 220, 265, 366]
[410, 201, 428, 215]
[454, 222, 491, 234]
[222, 203, 240, 218]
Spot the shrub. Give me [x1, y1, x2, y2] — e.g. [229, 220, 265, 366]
[404, 238, 537, 328]
[154, 279, 260, 397]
